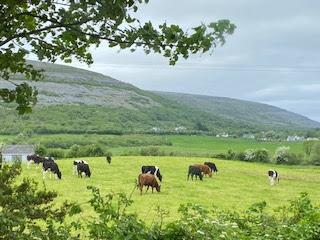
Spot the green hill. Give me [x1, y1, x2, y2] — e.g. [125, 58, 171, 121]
[0, 61, 319, 135]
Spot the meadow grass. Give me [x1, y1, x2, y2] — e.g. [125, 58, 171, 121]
[19, 156, 320, 224]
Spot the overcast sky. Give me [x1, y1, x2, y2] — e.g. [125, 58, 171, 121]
[63, 0, 320, 122]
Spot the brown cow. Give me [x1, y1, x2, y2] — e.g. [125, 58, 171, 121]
[137, 173, 160, 195]
[193, 164, 212, 177]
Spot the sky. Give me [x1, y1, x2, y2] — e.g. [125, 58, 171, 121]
[61, 0, 320, 122]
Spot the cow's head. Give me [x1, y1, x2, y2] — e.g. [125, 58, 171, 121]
[57, 171, 62, 179]
[156, 183, 161, 192]
[156, 169, 163, 182]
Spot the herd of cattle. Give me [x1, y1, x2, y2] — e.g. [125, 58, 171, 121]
[26, 154, 280, 194]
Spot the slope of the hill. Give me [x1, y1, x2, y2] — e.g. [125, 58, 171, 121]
[0, 61, 318, 135]
[154, 92, 320, 129]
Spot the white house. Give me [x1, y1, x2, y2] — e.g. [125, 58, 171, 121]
[1, 145, 35, 163]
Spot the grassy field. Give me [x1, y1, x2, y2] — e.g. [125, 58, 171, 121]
[18, 156, 320, 223]
[1, 134, 304, 157]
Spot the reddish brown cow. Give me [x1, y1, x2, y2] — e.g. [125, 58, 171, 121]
[138, 173, 160, 195]
[193, 164, 212, 177]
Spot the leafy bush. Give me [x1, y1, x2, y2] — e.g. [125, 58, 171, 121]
[140, 146, 165, 156]
[66, 144, 81, 158]
[47, 149, 65, 159]
[34, 144, 47, 156]
[0, 164, 81, 239]
[82, 144, 105, 157]
[273, 146, 302, 165]
[274, 146, 291, 164]
[309, 142, 320, 165]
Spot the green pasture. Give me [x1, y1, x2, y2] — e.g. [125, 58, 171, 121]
[19, 156, 320, 223]
[1, 134, 303, 157]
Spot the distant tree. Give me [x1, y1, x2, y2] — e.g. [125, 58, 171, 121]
[273, 146, 291, 164]
[195, 120, 209, 131]
[0, 1, 236, 114]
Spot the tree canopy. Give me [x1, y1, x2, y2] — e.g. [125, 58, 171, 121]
[0, 0, 236, 114]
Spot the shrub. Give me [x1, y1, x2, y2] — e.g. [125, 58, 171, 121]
[34, 144, 47, 156]
[244, 149, 256, 161]
[254, 148, 269, 162]
[140, 146, 164, 156]
[66, 144, 81, 158]
[82, 144, 105, 157]
[309, 142, 320, 165]
[47, 149, 65, 159]
[274, 146, 291, 164]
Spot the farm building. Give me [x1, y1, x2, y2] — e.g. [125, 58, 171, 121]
[1, 145, 35, 163]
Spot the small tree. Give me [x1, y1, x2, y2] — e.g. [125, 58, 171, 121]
[274, 146, 290, 164]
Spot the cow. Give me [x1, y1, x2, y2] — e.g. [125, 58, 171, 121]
[42, 160, 61, 179]
[268, 169, 279, 185]
[141, 165, 162, 182]
[204, 162, 218, 174]
[27, 154, 45, 168]
[106, 156, 112, 164]
[77, 162, 91, 178]
[193, 164, 212, 177]
[73, 160, 88, 175]
[137, 173, 160, 195]
[187, 166, 203, 181]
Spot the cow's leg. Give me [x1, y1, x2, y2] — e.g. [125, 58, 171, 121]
[49, 171, 52, 179]
[146, 186, 149, 193]
[152, 187, 154, 193]
[42, 170, 46, 179]
[140, 186, 143, 195]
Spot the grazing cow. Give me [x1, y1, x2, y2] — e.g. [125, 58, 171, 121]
[77, 162, 91, 178]
[106, 156, 112, 164]
[193, 164, 212, 177]
[187, 166, 203, 181]
[268, 169, 279, 185]
[27, 154, 45, 168]
[42, 160, 61, 179]
[204, 162, 218, 174]
[141, 165, 162, 182]
[73, 160, 88, 175]
[137, 173, 160, 195]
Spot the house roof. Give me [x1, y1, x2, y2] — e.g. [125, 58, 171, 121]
[2, 145, 35, 155]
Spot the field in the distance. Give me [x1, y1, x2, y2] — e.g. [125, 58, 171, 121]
[19, 156, 320, 223]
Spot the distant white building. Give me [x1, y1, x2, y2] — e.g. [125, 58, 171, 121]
[174, 126, 186, 132]
[151, 127, 161, 132]
[242, 134, 255, 139]
[1, 145, 35, 163]
[216, 133, 229, 138]
[286, 136, 305, 142]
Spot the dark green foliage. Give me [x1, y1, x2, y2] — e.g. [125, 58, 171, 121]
[34, 144, 47, 156]
[140, 146, 165, 156]
[309, 142, 320, 165]
[86, 186, 151, 239]
[0, 164, 81, 239]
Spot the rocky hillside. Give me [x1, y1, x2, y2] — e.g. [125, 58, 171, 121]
[0, 61, 319, 135]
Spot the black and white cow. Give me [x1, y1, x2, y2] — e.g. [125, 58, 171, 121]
[187, 166, 203, 181]
[42, 160, 61, 179]
[204, 162, 218, 174]
[268, 169, 279, 185]
[77, 162, 91, 178]
[27, 154, 45, 168]
[141, 165, 162, 182]
[73, 160, 88, 175]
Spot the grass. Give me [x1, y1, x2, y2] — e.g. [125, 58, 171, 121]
[1, 134, 304, 157]
[18, 156, 320, 223]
